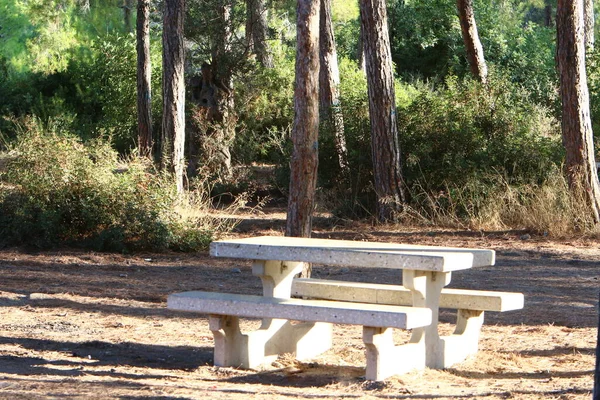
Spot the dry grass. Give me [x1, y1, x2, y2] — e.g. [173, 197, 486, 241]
[407, 171, 600, 238]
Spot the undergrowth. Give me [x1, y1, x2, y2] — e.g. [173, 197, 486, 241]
[0, 118, 240, 251]
[404, 169, 600, 237]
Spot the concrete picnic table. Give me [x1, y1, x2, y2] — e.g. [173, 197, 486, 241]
[206, 235, 498, 377]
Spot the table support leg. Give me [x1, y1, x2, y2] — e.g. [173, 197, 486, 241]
[403, 269, 451, 369]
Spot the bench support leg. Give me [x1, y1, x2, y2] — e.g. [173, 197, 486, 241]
[363, 327, 425, 381]
[209, 315, 332, 369]
[439, 309, 484, 367]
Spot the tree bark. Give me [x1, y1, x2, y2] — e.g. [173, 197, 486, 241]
[137, 0, 153, 158]
[359, 0, 406, 222]
[557, 0, 600, 224]
[246, 0, 273, 67]
[286, 0, 320, 240]
[584, 0, 595, 51]
[161, 0, 186, 193]
[456, 0, 488, 83]
[319, 0, 349, 175]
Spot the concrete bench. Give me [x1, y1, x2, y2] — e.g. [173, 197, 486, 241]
[292, 278, 524, 369]
[292, 278, 524, 311]
[168, 290, 432, 379]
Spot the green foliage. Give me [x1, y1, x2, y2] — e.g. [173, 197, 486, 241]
[388, 0, 558, 109]
[388, 0, 463, 81]
[0, 32, 163, 153]
[474, 0, 558, 107]
[232, 49, 295, 164]
[0, 0, 126, 77]
[398, 75, 564, 219]
[318, 58, 420, 217]
[584, 47, 600, 154]
[67, 33, 163, 152]
[0, 119, 215, 251]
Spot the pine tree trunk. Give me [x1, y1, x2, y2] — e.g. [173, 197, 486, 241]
[319, 0, 349, 175]
[247, 0, 273, 67]
[456, 0, 488, 83]
[557, 0, 600, 224]
[286, 0, 320, 239]
[161, 0, 186, 193]
[137, 0, 153, 158]
[584, 0, 595, 51]
[359, 0, 406, 222]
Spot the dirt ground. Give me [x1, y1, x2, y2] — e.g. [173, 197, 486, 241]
[0, 207, 598, 399]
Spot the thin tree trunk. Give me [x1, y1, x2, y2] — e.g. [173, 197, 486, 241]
[137, 0, 153, 158]
[286, 0, 320, 240]
[456, 0, 488, 83]
[585, 0, 595, 51]
[161, 0, 186, 193]
[210, 3, 235, 178]
[79, 0, 90, 13]
[359, 0, 406, 222]
[123, 0, 133, 32]
[247, 0, 273, 67]
[557, 0, 600, 224]
[319, 0, 349, 175]
[357, 18, 366, 72]
[545, 3, 553, 27]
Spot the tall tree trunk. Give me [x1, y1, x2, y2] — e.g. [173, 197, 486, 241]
[246, 0, 273, 67]
[584, 0, 595, 51]
[557, 0, 600, 224]
[456, 0, 488, 83]
[319, 0, 349, 175]
[137, 0, 153, 158]
[359, 0, 406, 222]
[286, 0, 320, 240]
[161, 0, 186, 193]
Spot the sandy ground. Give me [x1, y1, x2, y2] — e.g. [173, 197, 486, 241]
[0, 209, 598, 399]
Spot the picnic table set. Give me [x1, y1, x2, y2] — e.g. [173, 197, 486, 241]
[167, 236, 524, 381]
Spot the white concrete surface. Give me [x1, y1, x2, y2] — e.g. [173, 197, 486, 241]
[210, 236, 495, 271]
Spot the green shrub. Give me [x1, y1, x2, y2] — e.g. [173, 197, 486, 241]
[0, 119, 222, 251]
[398, 74, 564, 220]
[232, 50, 295, 165]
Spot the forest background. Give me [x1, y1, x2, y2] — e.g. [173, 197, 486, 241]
[0, 0, 599, 252]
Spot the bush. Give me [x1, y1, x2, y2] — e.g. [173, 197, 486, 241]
[399, 75, 563, 194]
[0, 119, 227, 251]
[232, 49, 295, 165]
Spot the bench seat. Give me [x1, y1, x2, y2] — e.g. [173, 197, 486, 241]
[168, 290, 432, 330]
[168, 290, 434, 379]
[292, 278, 524, 312]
